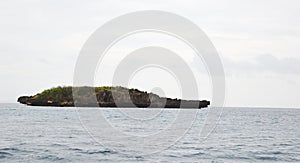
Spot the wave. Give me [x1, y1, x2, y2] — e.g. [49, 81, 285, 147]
[83, 149, 116, 155]
[0, 151, 13, 159]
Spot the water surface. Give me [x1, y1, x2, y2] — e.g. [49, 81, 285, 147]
[0, 104, 299, 162]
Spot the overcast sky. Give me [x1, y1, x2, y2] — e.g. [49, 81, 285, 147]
[0, 0, 300, 108]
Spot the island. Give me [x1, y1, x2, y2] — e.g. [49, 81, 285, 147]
[17, 86, 210, 108]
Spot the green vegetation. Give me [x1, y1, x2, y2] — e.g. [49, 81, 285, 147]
[95, 86, 112, 92]
[34, 86, 73, 101]
[33, 86, 137, 102]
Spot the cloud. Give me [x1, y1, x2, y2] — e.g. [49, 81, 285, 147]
[223, 54, 300, 76]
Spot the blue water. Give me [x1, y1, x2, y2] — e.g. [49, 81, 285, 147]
[0, 104, 299, 162]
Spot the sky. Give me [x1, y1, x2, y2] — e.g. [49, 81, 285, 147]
[0, 0, 300, 108]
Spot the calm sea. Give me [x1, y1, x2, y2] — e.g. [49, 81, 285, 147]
[0, 103, 299, 162]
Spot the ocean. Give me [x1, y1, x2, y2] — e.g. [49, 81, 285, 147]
[0, 103, 299, 162]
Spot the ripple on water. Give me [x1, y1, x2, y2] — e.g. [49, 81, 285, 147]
[0, 151, 13, 159]
[0, 147, 25, 159]
[81, 149, 117, 155]
[37, 154, 65, 161]
[0, 147, 20, 151]
[182, 152, 206, 157]
[254, 156, 278, 161]
[68, 147, 84, 152]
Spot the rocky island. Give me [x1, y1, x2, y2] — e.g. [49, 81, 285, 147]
[18, 86, 210, 108]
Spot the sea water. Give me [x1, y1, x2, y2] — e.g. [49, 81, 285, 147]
[0, 103, 299, 162]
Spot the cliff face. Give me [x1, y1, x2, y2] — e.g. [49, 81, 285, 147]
[17, 86, 210, 108]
